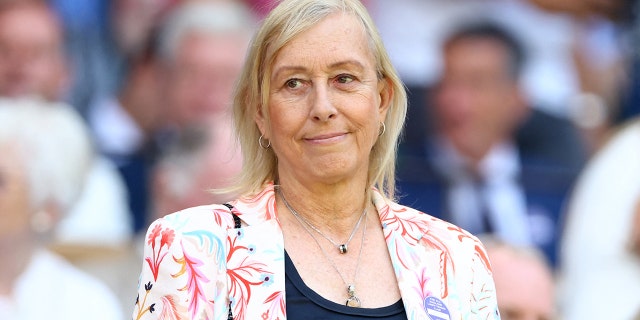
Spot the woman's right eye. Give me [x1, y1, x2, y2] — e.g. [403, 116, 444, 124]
[285, 79, 302, 89]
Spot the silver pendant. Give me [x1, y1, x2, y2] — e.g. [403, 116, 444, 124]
[338, 244, 348, 254]
[346, 295, 361, 307]
[345, 284, 361, 307]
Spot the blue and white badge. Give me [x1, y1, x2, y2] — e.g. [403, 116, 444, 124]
[424, 296, 451, 320]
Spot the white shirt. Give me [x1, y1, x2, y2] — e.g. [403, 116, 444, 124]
[55, 157, 133, 246]
[433, 140, 533, 246]
[0, 249, 124, 320]
[89, 96, 144, 157]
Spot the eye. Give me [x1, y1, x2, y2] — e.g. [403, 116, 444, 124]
[285, 78, 303, 89]
[336, 74, 355, 84]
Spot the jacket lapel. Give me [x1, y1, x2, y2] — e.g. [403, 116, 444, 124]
[374, 191, 446, 319]
[226, 185, 287, 319]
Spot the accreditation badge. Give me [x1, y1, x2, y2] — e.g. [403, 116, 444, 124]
[424, 296, 451, 320]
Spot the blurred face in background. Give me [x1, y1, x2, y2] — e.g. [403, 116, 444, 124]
[0, 142, 31, 240]
[433, 38, 526, 162]
[489, 245, 556, 320]
[0, 3, 67, 101]
[165, 32, 248, 127]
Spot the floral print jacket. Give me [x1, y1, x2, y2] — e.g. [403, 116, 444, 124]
[133, 182, 500, 320]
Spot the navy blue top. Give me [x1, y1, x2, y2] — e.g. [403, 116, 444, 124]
[284, 251, 407, 319]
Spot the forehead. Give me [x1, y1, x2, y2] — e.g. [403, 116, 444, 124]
[0, 5, 61, 42]
[271, 12, 374, 71]
[445, 38, 510, 66]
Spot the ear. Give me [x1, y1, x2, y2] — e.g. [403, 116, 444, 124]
[377, 77, 393, 122]
[254, 104, 269, 138]
[511, 85, 531, 124]
[31, 201, 60, 234]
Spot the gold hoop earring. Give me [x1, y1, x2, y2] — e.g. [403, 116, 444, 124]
[378, 122, 386, 137]
[259, 135, 271, 149]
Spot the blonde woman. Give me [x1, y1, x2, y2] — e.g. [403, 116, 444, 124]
[132, 0, 500, 319]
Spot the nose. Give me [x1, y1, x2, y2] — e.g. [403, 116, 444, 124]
[310, 82, 337, 122]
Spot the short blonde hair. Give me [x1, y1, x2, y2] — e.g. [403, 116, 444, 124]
[230, 0, 407, 199]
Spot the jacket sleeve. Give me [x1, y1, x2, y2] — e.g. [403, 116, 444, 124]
[469, 242, 501, 319]
[132, 209, 230, 320]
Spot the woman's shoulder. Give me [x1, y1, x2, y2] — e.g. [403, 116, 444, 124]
[147, 203, 238, 236]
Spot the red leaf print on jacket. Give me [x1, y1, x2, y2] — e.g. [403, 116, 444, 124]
[145, 224, 175, 281]
[227, 235, 271, 319]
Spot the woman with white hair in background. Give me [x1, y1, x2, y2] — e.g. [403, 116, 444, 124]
[0, 98, 123, 319]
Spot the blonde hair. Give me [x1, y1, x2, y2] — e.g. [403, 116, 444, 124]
[228, 0, 407, 200]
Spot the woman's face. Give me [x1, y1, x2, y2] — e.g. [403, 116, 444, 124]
[0, 142, 32, 239]
[258, 12, 390, 187]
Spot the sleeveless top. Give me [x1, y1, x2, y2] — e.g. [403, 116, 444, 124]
[284, 251, 407, 319]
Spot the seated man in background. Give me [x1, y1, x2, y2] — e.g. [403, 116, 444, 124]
[0, 98, 122, 319]
[88, 0, 255, 233]
[397, 21, 588, 266]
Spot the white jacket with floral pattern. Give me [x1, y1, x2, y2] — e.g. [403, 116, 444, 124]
[133, 182, 500, 320]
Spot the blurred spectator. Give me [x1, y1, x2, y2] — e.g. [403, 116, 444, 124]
[369, 0, 582, 118]
[0, 98, 122, 319]
[150, 120, 242, 222]
[87, 34, 165, 235]
[396, 22, 588, 266]
[369, 0, 632, 154]
[483, 237, 557, 320]
[156, 0, 255, 129]
[88, 0, 256, 234]
[559, 118, 640, 320]
[0, 0, 132, 248]
[0, 0, 68, 101]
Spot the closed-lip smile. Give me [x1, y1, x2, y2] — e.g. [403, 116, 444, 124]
[305, 132, 347, 143]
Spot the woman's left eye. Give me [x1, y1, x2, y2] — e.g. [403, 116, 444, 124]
[336, 74, 355, 84]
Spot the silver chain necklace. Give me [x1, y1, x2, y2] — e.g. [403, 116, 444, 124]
[282, 189, 368, 307]
[278, 188, 366, 254]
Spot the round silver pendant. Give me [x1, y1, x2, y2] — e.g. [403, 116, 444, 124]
[338, 244, 348, 254]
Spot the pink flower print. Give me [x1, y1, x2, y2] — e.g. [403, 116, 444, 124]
[173, 244, 210, 319]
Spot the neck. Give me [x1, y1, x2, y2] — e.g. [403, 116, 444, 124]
[276, 176, 370, 237]
[0, 236, 36, 296]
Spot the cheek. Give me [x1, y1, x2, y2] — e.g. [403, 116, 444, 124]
[0, 183, 31, 234]
[266, 98, 307, 137]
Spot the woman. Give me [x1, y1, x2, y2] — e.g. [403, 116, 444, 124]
[132, 0, 499, 319]
[0, 98, 123, 319]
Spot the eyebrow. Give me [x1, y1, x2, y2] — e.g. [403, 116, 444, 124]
[271, 59, 367, 80]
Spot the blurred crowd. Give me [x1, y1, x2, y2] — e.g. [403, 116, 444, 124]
[0, 0, 638, 319]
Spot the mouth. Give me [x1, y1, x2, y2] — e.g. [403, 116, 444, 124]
[304, 132, 348, 144]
